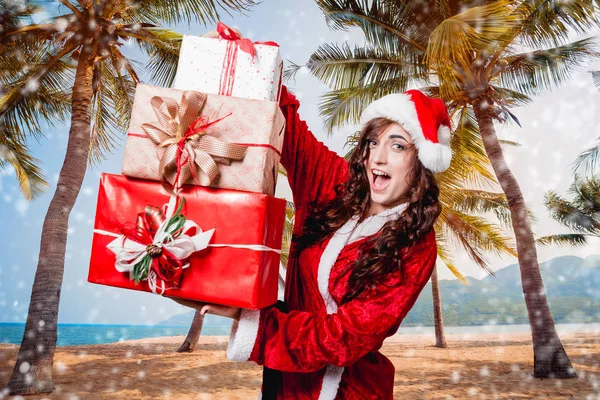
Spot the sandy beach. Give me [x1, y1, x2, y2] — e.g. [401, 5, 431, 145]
[1, 331, 598, 399]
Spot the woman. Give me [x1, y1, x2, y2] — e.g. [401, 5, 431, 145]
[173, 84, 452, 399]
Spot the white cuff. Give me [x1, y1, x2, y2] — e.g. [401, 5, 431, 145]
[226, 308, 261, 362]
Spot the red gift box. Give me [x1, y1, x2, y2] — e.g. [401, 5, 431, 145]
[88, 173, 285, 309]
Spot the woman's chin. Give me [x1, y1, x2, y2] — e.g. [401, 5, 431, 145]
[370, 189, 408, 210]
[370, 191, 391, 207]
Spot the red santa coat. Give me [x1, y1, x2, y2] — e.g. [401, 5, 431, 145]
[227, 86, 438, 399]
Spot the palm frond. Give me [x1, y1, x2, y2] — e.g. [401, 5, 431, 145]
[127, 0, 256, 26]
[343, 130, 361, 160]
[116, 28, 183, 86]
[544, 189, 599, 233]
[0, 134, 47, 200]
[316, 0, 430, 53]
[490, 85, 533, 107]
[515, 0, 600, 48]
[572, 139, 600, 176]
[108, 45, 141, 85]
[0, 45, 73, 142]
[498, 37, 599, 97]
[499, 139, 522, 147]
[0, 0, 42, 25]
[426, 0, 523, 74]
[306, 42, 425, 91]
[536, 233, 589, 247]
[435, 240, 469, 284]
[278, 164, 288, 177]
[134, 28, 182, 87]
[569, 176, 600, 214]
[318, 76, 414, 134]
[448, 188, 512, 227]
[436, 106, 497, 188]
[280, 202, 295, 268]
[88, 61, 134, 165]
[283, 60, 303, 83]
[442, 208, 517, 272]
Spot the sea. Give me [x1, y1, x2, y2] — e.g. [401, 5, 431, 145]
[1, 322, 598, 347]
[0, 323, 232, 347]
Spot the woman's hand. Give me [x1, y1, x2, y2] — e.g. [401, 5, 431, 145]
[166, 296, 241, 321]
[200, 304, 242, 321]
[168, 296, 207, 312]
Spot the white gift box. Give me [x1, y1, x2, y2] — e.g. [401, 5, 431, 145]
[173, 34, 283, 102]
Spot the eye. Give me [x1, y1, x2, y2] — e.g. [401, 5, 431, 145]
[367, 139, 377, 147]
[392, 143, 406, 151]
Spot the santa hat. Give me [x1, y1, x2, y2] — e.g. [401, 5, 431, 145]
[360, 90, 452, 173]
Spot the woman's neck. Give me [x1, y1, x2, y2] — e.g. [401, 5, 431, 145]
[359, 201, 410, 223]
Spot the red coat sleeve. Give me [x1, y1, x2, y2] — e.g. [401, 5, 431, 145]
[279, 86, 348, 217]
[226, 231, 438, 372]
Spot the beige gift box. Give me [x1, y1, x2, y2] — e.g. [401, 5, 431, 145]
[122, 84, 285, 196]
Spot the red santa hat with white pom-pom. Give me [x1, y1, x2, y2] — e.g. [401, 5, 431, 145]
[360, 90, 453, 173]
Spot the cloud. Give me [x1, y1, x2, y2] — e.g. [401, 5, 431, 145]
[15, 199, 29, 217]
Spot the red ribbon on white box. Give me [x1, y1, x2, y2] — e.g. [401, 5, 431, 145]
[215, 22, 280, 97]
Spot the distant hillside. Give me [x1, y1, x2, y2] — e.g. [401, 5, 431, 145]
[156, 255, 600, 327]
[403, 254, 600, 327]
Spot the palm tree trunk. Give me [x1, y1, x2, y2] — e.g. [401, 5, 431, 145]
[431, 265, 447, 348]
[472, 99, 576, 379]
[177, 311, 205, 352]
[6, 46, 96, 395]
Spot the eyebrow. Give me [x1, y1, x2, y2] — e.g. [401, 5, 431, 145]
[389, 134, 409, 142]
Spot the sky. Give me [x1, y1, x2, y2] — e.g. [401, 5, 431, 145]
[1, 0, 600, 325]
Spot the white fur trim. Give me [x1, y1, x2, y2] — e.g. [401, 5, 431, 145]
[227, 309, 261, 362]
[320, 365, 345, 400]
[415, 138, 452, 173]
[318, 218, 358, 314]
[438, 125, 451, 146]
[360, 93, 451, 173]
[316, 202, 408, 400]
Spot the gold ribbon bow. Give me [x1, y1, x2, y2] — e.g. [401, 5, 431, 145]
[141, 91, 247, 191]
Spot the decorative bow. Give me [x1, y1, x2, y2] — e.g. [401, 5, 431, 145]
[216, 22, 279, 58]
[107, 196, 215, 294]
[216, 22, 258, 59]
[141, 91, 247, 192]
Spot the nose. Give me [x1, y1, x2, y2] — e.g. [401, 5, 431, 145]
[370, 143, 387, 165]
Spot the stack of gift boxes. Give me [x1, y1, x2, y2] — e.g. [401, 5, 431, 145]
[88, 23, 286, 310]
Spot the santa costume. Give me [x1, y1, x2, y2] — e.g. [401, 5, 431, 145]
[226, 86, 452, 399]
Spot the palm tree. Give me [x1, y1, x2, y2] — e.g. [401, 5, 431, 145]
[430, 265, 447, 347]
[538, 177, 600, 247]
[295, 0, 600, 377]
[0, 2, 57, 199]
[177, 310, 206, 353]
[1, 0, 255, 395]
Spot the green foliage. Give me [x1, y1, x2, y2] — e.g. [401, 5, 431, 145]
[309, 0, 599, 124]
[540, 176, 600, 247]
[0, 0, 255, 198]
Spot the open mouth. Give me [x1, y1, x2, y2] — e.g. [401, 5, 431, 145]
[372, 169, 391, 191]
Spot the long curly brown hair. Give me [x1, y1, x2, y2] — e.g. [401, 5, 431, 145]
[296, 117, 441, 305]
